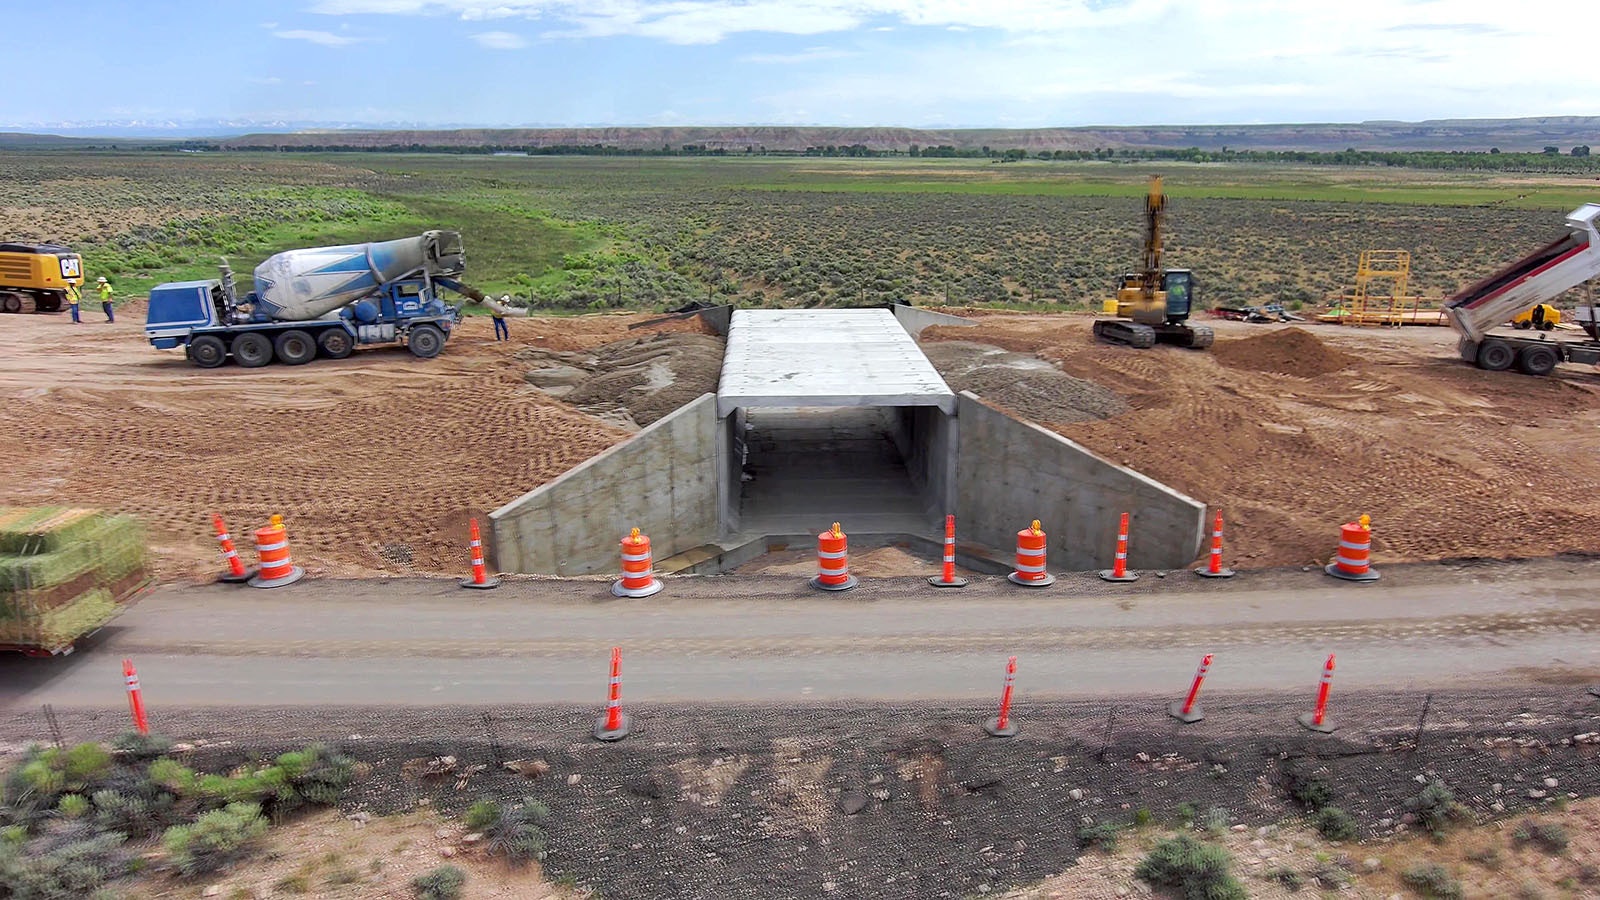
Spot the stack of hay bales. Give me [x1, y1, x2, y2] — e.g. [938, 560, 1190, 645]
[0, 507, 148, 654]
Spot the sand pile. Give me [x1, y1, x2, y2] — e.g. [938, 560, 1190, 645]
[922, 340, 1127, 424]
[1211, 327, 1357, 377]
[520, 332, 726, 429]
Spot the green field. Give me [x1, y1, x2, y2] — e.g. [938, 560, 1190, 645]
[2, 152, 1596, 310]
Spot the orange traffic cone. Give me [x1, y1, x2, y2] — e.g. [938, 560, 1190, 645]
[460, 518, 500, 590]
[213, 514, 255, 584]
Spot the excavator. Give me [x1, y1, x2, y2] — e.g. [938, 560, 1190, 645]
[1092, 175, 1214, 350]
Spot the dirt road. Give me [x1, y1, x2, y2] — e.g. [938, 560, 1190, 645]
[6, 558, 1598, 710]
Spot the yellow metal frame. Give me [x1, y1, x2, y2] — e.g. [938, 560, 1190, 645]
[1321, 249, 1445, 326]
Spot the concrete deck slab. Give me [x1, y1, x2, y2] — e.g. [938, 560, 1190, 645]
[717, 309, 956, 417]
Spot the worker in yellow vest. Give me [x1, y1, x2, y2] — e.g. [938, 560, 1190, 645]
[65, 281, 82, 324]
[95, 276, 114, 323]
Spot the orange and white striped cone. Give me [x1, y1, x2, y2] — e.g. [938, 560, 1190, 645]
[1324, 514, 1380, 582]
[928, 514, 968, 588]
[1098, 512, 1139, 583]
[1193, 511, 1235, 579]
[611, 528, 664, 598]
[1297, 653, 1337, 734]
[982, 655, 1019, 737]
[593, 646, 631, 741]
[810, 522, 858, 592]
[247, 514, 305, 589]
[459, 518, 500, 590]
[1007, 520, 1055, 587]
[213, 514, 256, 584]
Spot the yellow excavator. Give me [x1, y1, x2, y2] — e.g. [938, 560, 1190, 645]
[1092, 176, 1213, 350]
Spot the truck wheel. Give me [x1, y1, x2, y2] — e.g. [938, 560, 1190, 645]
[1517, 345, 1559, 376]
[318, 329, 354, 360]
[407, 324, 444, 359]
[189, 335, 227, 368]
[1475, 340, 1514, 371]
[274, 330, 316, 366]
[231, 332, 273, 368]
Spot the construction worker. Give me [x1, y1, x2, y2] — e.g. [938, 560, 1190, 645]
[492, 295, 510, 341]
[65, 281, 81, 324]
[95, 276, 114, 323]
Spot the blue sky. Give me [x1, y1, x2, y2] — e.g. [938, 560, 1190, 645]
[6, 1, 1596, 130]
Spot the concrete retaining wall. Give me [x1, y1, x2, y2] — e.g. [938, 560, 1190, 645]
[955, 391, 1205, 571]
[890, 304, 978, 338]
[896, 406, 958, 518]
[490, 393, 720, 575]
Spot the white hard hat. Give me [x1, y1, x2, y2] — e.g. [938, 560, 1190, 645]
[96, 276, 108, 283]
[500, 294, 511, 302]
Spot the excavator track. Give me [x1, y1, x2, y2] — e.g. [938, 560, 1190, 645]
[1092, 319, 1157, 348]
[1167, 323, 1213, 349]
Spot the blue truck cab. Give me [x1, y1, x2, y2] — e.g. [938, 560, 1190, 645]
[145, 275, 465, 369]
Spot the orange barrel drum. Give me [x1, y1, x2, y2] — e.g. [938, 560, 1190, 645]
[248, 515, 305, 589]
[1008, 520, 1055, 587]
[809, 522, 858, 592]
[1324, 516, 1379, 582]
[612, 528, 663, 598]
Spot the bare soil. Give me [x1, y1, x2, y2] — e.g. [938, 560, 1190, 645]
[924, 315, 1600, 568]
[519, 325, 724, 429]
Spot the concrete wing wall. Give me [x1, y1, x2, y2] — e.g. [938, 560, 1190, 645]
[889, 304, 978, 338]
[490, 393, 720, 575]
[955, 391, 1206, 571]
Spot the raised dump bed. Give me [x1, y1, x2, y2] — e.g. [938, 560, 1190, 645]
[0, 507, 149, 656]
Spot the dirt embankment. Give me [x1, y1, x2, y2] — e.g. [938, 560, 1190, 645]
[922, 340, 1126, 424]
[520, 329, 724, 430]
[926, 317, 1600, 568]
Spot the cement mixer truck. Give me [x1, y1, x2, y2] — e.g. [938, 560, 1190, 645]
[144, 231, 506, 367]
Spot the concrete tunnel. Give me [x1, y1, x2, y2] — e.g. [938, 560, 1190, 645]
[490, 306, 1207, 577]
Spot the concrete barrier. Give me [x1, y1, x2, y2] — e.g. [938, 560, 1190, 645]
[890, 303, 978, 338]
[490, 393, 720, 575]
[955, 391, 1206, 571]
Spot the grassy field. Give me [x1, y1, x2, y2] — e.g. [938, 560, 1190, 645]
[2, 152, 1596, 310]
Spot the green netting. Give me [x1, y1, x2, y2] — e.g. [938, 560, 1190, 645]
[0, 507, 107, 555]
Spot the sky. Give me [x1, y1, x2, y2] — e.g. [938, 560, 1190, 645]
[6, 1, 1598, 131]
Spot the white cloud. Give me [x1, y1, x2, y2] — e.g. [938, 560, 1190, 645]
[472, 30, 528, 48]
[273, 29, 369, 46]
[248, 76, 285, 85]
[739, 46, 853, 64]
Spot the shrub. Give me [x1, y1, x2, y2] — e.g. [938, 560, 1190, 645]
[55, 794, 90, 820]
[278, 744, 354, 806]
[112, 734, 175, 767]
[412, 863, 467, 900]
[162, 802, 269, 876]
[1402, 863, 1464, 899]
[1283, 767, 1333, 811]
[1512, 820, 1568, 855]
[147, 758, 196, 796]
[1267, 866, 1304, 890]
[1465, 843, 1502, 870]
[472, 797, 549, 864]
[1314, 806, 1357, 841]
[1076, 821, 1119, 852]
[0, 831, 128, 899]
[1407, 780, 1468, 836]
[1134, 834, 1247, 900]
[1174, 801, 1199, 826]
[60, 744, 112, 788]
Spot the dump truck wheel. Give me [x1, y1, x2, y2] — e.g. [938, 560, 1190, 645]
[1517, 345, 1558, 376]
[189, 335, 227, 368]
[1475, 340, 1514, 371]
[274, 330, 316, 366]
[408, 324, 444, 359]
[318, 329, 354, 359]
[231, 332, 273, 368]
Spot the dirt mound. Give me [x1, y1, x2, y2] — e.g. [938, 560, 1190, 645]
[922, 340, 1126, 424]
[520, 332, 725, 428]
[1211, 327, 1357, 377]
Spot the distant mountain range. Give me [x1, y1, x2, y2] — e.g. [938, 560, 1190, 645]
[3, 116, 1597, 152]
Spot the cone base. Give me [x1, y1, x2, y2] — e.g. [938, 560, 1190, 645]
[1007, 572, 1055, 587]
[460, 576, 501, 590]
[612, 579, 664, 598]
[1324, 563, 1380, 582]
[1168, 701, 1204, 724]
[928, 575, 969, 588]
[248, 566, 305, 589]
[1297, 712, 1336, 734]
[593, 712, 631, 741]
[982, 716, 1018, 737]
[218, 569, 257, 584]
[809, 574, 858, 591]
[1098, 570, 1140, 583]
[1194, 567, 1235, 579]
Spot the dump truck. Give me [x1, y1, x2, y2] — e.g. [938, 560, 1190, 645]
[0, 241, 83, 313]
[144, 231, 507, 368]
[0, 507, 148, 656]
[1445, 204, 1600, 375]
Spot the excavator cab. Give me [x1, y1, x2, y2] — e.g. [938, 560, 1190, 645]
[1163, 269, 1195, 321]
